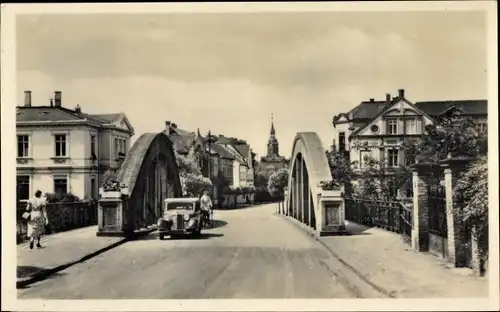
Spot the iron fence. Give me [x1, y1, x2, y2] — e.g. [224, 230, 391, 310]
[16, 201, 98, 244]
[345, 197, 413, 241]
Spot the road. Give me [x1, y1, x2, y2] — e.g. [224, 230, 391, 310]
[18, 203, 377, 299]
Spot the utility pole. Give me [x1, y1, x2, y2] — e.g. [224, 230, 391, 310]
[207, 130, 213, 196]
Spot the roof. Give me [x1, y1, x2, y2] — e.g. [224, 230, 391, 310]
[16, 106, 130, 129]
[211, 143, 235, 160]
[234, 144, 250, 159]
[164, 130, 196, 154]
[17, 106, 83, 122]
[88, 113, 121, 123]
[415, 100, 487, 116]
[215, 136, 234, 144]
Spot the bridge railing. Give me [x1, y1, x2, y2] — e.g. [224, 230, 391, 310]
[345, 197, 412, 240]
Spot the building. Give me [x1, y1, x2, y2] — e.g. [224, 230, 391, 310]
[331, 89, 487, 196]
[214, 135, 255, 188]
[162, 121, 255, 195]
[258, 115, 288, 176]
[16, 90, 135, 202]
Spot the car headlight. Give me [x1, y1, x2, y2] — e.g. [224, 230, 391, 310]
[183, 214, 190, 221]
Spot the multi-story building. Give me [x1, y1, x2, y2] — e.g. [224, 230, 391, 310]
[258, 115, 289, 176]
[332, 89, 487, 168]
[16, 90, 135, 202]
[331, 88, 487, 196]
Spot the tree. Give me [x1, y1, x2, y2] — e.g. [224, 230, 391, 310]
[267, 168, 289, 197]
[323, 150, 356, 196]
[454, 156, 488, 231]
[417, 113, 487, 163]
[254, 172, 270, 189]
[174, 150, 212, 197]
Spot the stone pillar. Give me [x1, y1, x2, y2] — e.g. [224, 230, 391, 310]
[442, 159, 473, 267]
[411, 169, 430, 252]
[97, 190, 133, 237]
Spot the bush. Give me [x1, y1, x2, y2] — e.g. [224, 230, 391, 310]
[267, 168, 289, 197]
[45, 192, 81, 203]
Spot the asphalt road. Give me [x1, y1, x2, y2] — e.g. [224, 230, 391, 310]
[18, 203, 379, 299]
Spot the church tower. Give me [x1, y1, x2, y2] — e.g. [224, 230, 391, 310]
[266, 114, 280, 157]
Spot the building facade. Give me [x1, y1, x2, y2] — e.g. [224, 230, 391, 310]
[332, 89, 487, 170]
[258, 115, 289, 176]
[16, 91, 135, 202]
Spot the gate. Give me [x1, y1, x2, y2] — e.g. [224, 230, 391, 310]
[427, 183, 447, 257]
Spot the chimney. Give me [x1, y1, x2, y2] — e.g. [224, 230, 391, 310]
[369, 98, 375, 103]
[386, 93, 391, 104]
[165, 121, 172, 133]
[54, 91, 62, 107]
[24, 90, 32, 107]
[171, 123, 177, 129]
[398, 89, 405, 98]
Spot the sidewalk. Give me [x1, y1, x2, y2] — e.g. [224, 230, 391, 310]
[17, 226, 126, 288]
[320, 222, 489, 298]
[281, 215, 489, 298]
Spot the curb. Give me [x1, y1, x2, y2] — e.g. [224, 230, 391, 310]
[276, 213, 396, 298]
[16, 228, 155, 289]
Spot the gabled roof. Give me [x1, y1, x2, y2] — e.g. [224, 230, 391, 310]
[415, 100, 487, 116]
[211, 143, 235, 160]
[349, 97, 433, 138]
[234, 144, 250, 159]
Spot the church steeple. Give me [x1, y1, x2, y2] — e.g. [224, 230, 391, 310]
[267, 113, 279, 157]
[270, 113, 276, 136]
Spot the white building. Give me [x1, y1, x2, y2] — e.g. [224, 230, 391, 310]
[16, 90, 135, 201]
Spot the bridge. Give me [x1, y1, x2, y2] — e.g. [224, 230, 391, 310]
[96, 131, 345, 238]
[17, 131, 488, 300]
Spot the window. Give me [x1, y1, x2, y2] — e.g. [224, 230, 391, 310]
[55, 134, 67, 157]
[370, 125, 379, 133]
[17, 175, 30, 201]
[54, 176, 68, 196]
[91, 178, 96, 199]
[387, 119, 398, 134]
[17, 135, 29, 157]
[406, 119, 416, 134]
[338, 132, 346, 152]
[388, 149, 398, 167]
[90, 135, 96, 157]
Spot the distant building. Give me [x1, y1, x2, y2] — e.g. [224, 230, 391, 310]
[16, 90, 135, 201]
[258, 115, 288, 176]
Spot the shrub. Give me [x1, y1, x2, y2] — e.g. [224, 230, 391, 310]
[45, 192, 81, 203]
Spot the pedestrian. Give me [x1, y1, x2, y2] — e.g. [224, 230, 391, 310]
[200, 190, 213, 226]
[23, 190, 49, 249]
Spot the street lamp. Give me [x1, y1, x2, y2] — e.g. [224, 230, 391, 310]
[205, 130, 214, 196]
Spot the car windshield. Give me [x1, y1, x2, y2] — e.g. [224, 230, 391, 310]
[166, 203, 194, 211]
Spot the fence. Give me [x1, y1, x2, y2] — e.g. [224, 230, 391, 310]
[345, 197, 412, 242]
[16, 201, 98, 244]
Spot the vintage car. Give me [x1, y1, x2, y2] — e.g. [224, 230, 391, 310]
[157, 197, 202, 240]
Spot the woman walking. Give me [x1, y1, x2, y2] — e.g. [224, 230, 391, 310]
[25, 190, 49, 249]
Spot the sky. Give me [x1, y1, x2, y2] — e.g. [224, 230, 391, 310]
[16, 11, 487, 159]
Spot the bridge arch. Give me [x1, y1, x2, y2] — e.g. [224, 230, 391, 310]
[286, 132, 344, 235]
[116, 132, 182, 231]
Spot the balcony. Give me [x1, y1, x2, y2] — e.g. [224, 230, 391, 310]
[50, 156, 70, 164]
[16, 157, 32, 165]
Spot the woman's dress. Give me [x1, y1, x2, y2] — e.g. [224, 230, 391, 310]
[27, 197, 46, 238]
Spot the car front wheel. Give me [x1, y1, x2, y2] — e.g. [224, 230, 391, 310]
[159, 234, 165, 240]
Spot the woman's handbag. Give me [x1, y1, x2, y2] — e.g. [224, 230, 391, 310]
[22, 211, 31, 222]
